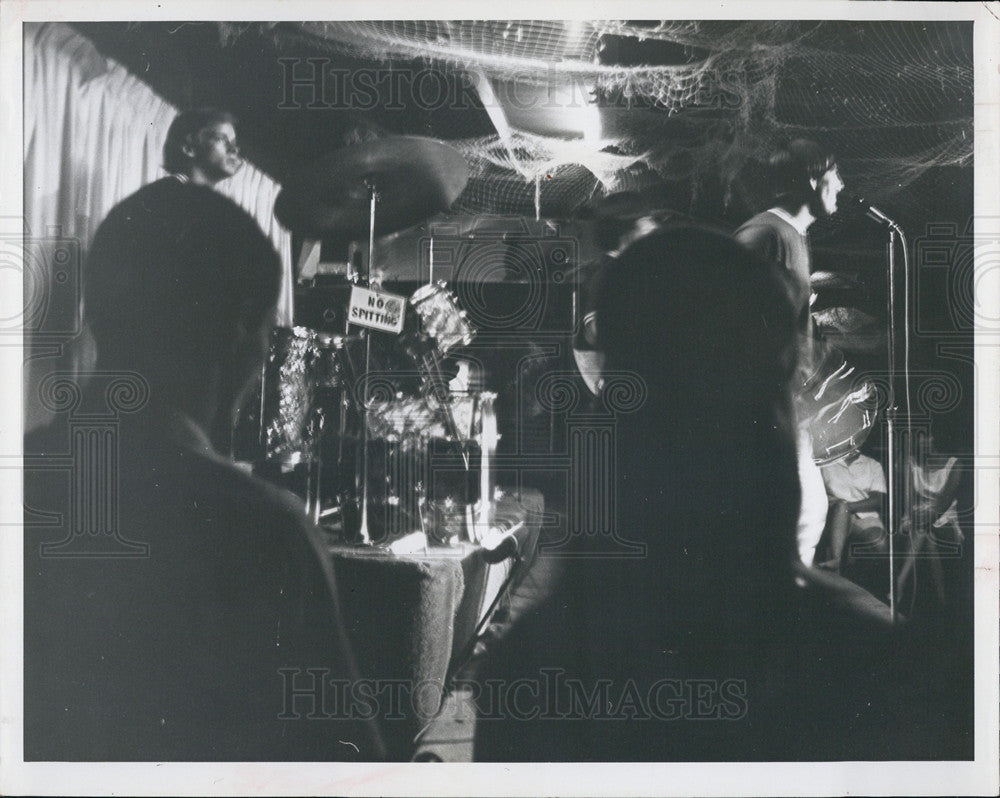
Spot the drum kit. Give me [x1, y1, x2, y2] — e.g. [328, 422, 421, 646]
[796, 338, 878, 466]
[802, 272, 882, 464]
[259, 136, 495, 546]
[253, 136, 882, 546]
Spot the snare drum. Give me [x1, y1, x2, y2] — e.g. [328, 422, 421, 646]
[409, 281, 476, 354]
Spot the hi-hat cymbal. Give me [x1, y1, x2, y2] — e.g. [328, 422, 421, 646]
[810, 271, 861, 291]
[274, 136, 469, 239]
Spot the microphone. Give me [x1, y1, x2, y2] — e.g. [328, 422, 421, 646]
[849, 194, 900, 230]
[480, 521, 524, 564]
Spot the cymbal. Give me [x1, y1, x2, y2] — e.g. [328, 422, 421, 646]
[810, 271, 860, 291]
[577, 186, 682, 222]
[274, 136, 469, 239]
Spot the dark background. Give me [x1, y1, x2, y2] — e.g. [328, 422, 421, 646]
[68, 20, 975, 456]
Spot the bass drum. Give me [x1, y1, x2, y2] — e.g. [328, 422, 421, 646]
[796, 340, 878, 466]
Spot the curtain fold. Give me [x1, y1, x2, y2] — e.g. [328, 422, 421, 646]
[24, 22, 294, 430]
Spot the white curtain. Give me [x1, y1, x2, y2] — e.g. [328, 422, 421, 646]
[24, 22, 294, 430]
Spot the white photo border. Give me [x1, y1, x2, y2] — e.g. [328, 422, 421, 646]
[1, 1, 997, 796]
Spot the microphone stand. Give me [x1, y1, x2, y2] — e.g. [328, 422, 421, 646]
[874, 207, 905, 623]
[885, 222, 899, 623]
[853, 195, 908, 623]
[445, 523, 525, 682]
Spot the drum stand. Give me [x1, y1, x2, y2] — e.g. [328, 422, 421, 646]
[352, 180, 379, 544]
[304, 411, 324, 526]
[338, 177, 486, 545]
[352, 181, 469, 544]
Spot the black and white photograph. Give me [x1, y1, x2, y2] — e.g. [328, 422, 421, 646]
[2, 1, 998, 795]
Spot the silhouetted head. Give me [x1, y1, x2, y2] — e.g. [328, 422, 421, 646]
[597, 223, 799, 413]
[595, 223, 802, 605]
[84, 183, 281, 417]
[768, 138, 843, 218]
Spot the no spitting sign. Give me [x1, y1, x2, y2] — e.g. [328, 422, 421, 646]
[347, 286, 406, 334]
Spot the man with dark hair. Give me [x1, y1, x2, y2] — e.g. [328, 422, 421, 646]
[735, 139, 846, 567]
[24, 183, 385, 760]
[161, 107, 242, 185]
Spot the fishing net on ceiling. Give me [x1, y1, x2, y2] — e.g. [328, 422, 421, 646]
[219, 20, 973, 222]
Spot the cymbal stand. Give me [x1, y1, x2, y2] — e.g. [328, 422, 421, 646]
[422, 223, 468, 470]
[353, 179, 379, 545]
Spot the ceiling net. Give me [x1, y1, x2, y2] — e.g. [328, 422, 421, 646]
[219, 20, 972, 222]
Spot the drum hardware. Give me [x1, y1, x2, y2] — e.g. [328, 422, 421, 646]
[344, 394, 496, 546]
[255, 333, 493, 546]
[428, 235, 434, 285]
[272, 137, 482, 546]
[472, 392, 498, 540]
[407, 281, 478, 469]
[273, 136, 469, 241]
[318, 504, 342, 522]
[417, 347, 469, 471]
[410, 281, 475, 353]
[357, 182, 376, 543]
[303, 409, 325, 526]
[415, 481, 430, 540]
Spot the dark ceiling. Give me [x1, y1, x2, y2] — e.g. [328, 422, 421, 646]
[70, 20, 974, 269]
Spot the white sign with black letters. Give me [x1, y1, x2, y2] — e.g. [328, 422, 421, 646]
[347, 285, 406, 334]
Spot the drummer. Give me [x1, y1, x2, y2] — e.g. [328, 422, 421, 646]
[735, 139, 846, 567]
[162, 107, 244, 187]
